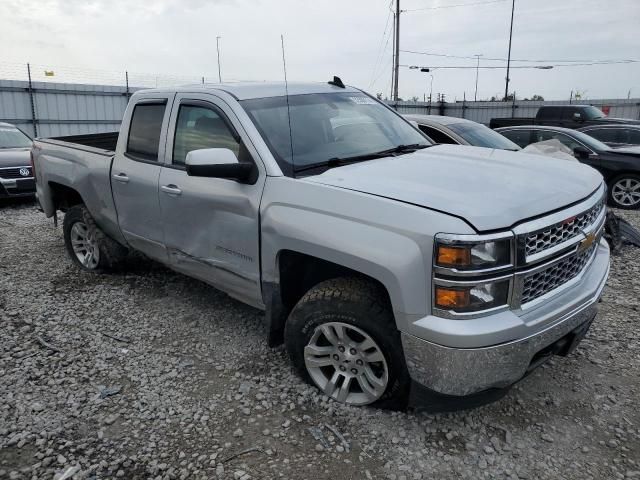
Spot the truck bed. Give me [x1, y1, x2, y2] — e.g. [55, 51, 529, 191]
[489, 117, 536, 129]
[32, 135, 125, 245]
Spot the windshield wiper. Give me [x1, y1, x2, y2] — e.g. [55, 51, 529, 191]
[293, 143, 431, 174]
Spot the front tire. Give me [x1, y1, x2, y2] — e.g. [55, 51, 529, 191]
[63, 205, 127, 271]
[608, 174, 640, 210]
[284, 277, 410, 410]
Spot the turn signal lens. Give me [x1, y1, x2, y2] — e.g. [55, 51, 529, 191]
[436, 245, 471, 267]
[435, 287, 470, 309]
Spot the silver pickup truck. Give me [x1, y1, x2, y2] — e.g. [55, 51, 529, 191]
[32, 81, 610, 410]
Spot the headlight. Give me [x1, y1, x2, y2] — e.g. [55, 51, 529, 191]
[434, 279, 510, 313]
[435, 236, 512, 271]
[433, 232, 514, 318]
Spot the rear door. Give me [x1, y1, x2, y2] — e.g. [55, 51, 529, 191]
[111, 93, 174, 261]
[158, 93, 266, 308]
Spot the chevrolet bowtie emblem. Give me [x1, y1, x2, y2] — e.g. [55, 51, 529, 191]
[577, 231, 596, 254]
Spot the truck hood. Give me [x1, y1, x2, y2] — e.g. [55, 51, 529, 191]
[304, 145, 603, 231]
[0, 148, 31, 168]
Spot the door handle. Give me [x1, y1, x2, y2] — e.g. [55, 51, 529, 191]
[113, 173, 130, 183]
[161, 184, 182, 196]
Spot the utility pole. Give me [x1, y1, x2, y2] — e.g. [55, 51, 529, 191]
[474, 54, 482, 101]
[390, 11, 395, 100]
[504, 0, 515, 101]
[216, 36, 222, 83]
[393, 0, 400, 101]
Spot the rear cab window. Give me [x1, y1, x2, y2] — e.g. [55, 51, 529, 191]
[126, 103, 167, 161]
[536, 107, 560, 121]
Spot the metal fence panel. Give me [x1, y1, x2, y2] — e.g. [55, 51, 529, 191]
[1, 77, 639, 137]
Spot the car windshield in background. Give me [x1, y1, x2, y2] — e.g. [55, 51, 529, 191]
[583, 106, 606, 120]
[241, 92, 431, 175]
[447, 122, 521, 150]
[0, 126, 32, 149]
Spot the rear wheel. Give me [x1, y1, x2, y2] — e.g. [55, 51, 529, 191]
[609, 174, 640, 210]
[284, 277, 410, 410]
[63, 205, 127, 271]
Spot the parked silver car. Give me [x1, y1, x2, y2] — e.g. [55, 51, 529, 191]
[404, 114, 520, 150]
[0, 122, 35, 199]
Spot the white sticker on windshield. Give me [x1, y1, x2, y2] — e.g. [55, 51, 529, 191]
[348, 96, 377, 105]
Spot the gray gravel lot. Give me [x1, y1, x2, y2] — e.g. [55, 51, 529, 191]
[1, 200, 639, 480]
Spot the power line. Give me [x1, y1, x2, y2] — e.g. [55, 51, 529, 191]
[368, 0, 394, 89]
[400, 49, 640, 64]
[402, 60, 639, 69]
[402, 0, 506, 12]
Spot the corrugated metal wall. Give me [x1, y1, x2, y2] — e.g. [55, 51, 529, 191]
[0, 79, 139, 138]
[390, 98, 640, 125]
[1, 77, 639, 137]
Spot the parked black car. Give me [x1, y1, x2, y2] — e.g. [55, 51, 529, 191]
[496, 125, 640, 210]
[577, 124, 640, 148]
[490, 105, 640, 130]
[0, 123, 35, 199]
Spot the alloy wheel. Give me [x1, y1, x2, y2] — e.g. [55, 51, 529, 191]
[304, 321, 389, 406]
[612, 178, 640, 208]
[70, 221, 100, 269]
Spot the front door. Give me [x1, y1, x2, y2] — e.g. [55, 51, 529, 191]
[111, 95, 173, 261]
[158, 94, 265, 308]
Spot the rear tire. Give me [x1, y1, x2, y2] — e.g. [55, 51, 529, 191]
[63, 205, 128, 272]
[284, 277, 410, 410]
[608, 174, 640, 210]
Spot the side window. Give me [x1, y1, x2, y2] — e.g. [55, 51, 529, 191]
[173, 105, 240, 166]
[625, 129, 640, 145]
[499, 129, 531, 148]
[585, 128, 617, 143]
[127, 103, 166, 161]
[535, 130, 583, 151]
[419, 125, 456, 144]
[561, 107, 581, 121]
[536, 107, 558, 121]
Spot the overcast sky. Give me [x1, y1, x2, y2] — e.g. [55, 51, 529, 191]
[1, 0, 639, 101]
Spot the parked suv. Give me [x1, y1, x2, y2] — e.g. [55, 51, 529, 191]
[32, 82, 610, 409]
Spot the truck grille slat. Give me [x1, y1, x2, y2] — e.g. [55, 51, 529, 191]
[524, 199, 604, 258]
[521, 242, 598, 304]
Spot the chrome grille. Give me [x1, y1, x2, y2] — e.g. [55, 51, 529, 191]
[0, 166, 33, 179]
[524, 198, 605, 258]
[521, 242, 598, 304]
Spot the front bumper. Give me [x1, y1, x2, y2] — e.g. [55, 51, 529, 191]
[401, 239, 610, 396]
[0, 177, 36, 198]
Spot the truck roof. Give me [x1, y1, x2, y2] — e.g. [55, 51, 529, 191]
[134, 81, 362, 101]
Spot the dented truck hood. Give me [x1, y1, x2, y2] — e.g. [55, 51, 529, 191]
[303, 144, 603, 232]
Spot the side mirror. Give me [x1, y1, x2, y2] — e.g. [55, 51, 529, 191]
[572, 112, 583, 122]
[573, 146, 591, 159]
[185, 148, 255, 183]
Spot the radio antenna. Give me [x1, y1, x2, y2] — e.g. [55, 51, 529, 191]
[281, 34, 295, 174]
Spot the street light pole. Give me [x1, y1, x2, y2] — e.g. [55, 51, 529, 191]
[216, 36, 222, 83]
[474, 54, 482, 101]
[429, 74, 434, 104]
[504, 0, 515, 101]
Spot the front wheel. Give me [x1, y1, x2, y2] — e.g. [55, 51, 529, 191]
[608, 174, 640, 210]
[63, 205, 127, 271]
[284, 277, 410, 410]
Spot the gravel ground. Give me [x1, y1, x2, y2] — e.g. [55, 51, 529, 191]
[1, 200, 639, 480]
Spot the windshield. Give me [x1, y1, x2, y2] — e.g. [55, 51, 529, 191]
[583, 106, 606, 120]
[0, 126, 32, 149]
[241, 92, 431, 175]
[570, 129, 611, 151]
[447, 122, 521, 150]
